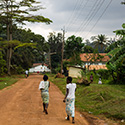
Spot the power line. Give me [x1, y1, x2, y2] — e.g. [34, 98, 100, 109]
[67, 0, 90, 32]
[65, 0, 83, 28]
[84, 0, 113, 39]
[74, 0, 100, 34]
[66, 0, 87, 31]
[75, 0, 105, 36]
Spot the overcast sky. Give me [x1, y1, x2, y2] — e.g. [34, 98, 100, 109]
[23, 0, 125, 41]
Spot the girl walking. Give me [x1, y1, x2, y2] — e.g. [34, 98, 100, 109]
[39, 75, 50, 114]
[63, 76, 76, 124]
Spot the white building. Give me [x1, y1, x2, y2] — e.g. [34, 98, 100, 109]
[29, 64, 51, 73]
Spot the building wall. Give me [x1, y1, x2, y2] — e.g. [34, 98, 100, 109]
[29, 65, 50, 72]
[69, 67, 82, 78]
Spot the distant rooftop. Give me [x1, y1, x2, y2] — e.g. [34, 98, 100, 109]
[33, 63, 48, 67]
[80, 53, 110, 62]
[85, 65, 107, 70]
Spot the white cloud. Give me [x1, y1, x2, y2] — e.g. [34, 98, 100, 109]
[22, 0, 125, 41]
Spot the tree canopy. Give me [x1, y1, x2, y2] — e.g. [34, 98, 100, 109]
[64, 35, 84, 58]
[91, 34, 109, 53]
[0, 0, 52, 75]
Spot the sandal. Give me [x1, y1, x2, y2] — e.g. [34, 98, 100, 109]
[45, 109, 48, 114]
[65, 117, 70, 120]
[72, 120, 75, 124]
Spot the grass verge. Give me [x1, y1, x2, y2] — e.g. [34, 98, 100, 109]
[0, 75, 24, 90]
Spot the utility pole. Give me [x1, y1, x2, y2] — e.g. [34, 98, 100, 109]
[48, 46, 56, 73]
[49, 47, 51, 73]
[61, 27, 65, 74]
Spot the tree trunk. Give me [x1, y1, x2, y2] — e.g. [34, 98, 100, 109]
[6, 22, 11, 75]
[7, 47, 12, 75]
[117, 71, 120, 83]
[6, 0, 13, 75]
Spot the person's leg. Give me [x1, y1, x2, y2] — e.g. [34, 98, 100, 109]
[66, 115, 70, 120]
[72, 99, 75, 123]
[72, 117, 75, 124]
[46, 103, 48, 109]
[43, 103, 45, 112]
[45, 103, 48, 114]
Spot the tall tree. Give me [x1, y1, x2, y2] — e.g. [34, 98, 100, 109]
[91, 34, 109, 53]
[47, 32, 62, 73]
[83, 45, 94, 53]
[13, 27, 48, 63]
[64, 35, 84, 65]
[0, 0, 52, 75]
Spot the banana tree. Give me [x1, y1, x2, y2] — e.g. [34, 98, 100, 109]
[106, 24, 125, 83]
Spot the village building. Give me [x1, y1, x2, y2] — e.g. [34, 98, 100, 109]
[29, 63, 51, 73]
[68, 53, 110, 78]
[68, 66, 83, 78]
[80, 53, 110, 70]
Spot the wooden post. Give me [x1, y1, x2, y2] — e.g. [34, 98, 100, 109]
[49, 47, 56, 73]
[61, 28, 65, 74]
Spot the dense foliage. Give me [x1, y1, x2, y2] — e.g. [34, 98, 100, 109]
[0, 52, 6, 75]
[0, 26, 49, 75]
[47, 32, 62, 73]
[64, 35, 84, 65]
[0, 0, 52, 75]
[106, 24, 125, 84]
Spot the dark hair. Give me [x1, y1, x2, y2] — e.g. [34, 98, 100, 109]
[43, 75, 48, 81]
[67, 76, 72, 82]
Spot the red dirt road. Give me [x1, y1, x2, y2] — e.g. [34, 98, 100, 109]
[0, 74, 89, 125]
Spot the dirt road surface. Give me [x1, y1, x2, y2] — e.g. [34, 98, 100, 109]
[0, 74, 105, 125]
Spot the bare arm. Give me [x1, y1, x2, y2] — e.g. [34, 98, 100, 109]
[49, 82, 50, 87]
[63, 88, 69, 102]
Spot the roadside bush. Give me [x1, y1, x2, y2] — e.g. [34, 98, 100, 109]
[11, 65, 24, 74]
[16, 66, 24, 74]
[0, 52, 7, 75]
[97, 69, 111, 79]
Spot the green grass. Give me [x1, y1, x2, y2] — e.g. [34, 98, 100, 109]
[47, 73, 125, 120]
[0, 75, 24, 90]
[75, 84, 125, 119]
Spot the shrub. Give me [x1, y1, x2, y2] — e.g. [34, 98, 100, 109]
[16, 66, 24, 74]
[97, 69, 110, 79]
[0, 52, 7, 75]
[11, 65, 24, 74]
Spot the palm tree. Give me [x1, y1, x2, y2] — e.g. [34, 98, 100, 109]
[91, 34, 108, 53]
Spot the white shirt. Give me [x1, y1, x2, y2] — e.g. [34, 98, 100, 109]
[39, 81, 45, 89]
[98, 80, 102, 84]
[25, 70, 28, 74]
[98, 78, 102, 84]
[39, 81, 49, 91]
[66, 83, 76, 99]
